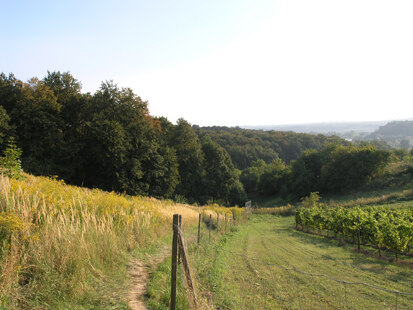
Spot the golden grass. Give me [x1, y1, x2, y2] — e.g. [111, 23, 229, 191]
[253, 204, 295, 216]
[0, 173, 243, 309]
[326, 189, 413, 208]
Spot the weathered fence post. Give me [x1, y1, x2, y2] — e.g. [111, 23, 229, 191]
[225, 213, 227, 233]
[197, 213, 201, 245]
[178, 215, 182, 264]
[177, 223, 197, 307]
[209, 214, 212, 241]
[232, 210, 236, 226]
[217, 213, 219, 232]
[170, 214, 178, 310]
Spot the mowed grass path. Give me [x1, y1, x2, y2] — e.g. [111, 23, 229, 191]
[206, 215, 413, 310]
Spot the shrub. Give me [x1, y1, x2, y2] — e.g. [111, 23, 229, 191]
[0, 138, 23, 179]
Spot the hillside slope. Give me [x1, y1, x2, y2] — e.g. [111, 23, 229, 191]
[0, 173, 239, 309]
[365, 120, 413, 148]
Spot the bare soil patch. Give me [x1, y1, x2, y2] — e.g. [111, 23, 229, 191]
[128, 247, 170, 310]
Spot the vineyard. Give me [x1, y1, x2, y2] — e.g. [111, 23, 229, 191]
[182, 215, 413, 309]
[295, 205, 413, 260]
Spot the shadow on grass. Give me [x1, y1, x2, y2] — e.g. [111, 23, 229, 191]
[286, 226, 413, 273]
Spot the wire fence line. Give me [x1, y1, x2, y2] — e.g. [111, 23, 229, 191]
[176, 215, 413, 310]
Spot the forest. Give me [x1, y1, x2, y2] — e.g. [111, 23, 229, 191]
[194, 126, 346, 169]
[0, 71, 403, 205]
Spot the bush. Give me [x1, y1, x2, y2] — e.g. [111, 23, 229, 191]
[0, 138, 23, 179]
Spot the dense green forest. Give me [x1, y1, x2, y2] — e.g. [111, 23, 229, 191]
[194, 126, 346, 169]
[0, 71, 407, 205]
[0, 72, 246, 205]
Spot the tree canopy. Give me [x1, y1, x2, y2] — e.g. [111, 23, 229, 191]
[0, 71, 396, 204]
[194, 126, 347, 169]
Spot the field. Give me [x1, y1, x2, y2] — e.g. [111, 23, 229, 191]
[1, 172, 412, 309]
[190, 215, 413, 309]
[0, 174, 241, 309]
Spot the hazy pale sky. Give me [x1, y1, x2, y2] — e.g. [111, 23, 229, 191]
[1, 0, 412, 126]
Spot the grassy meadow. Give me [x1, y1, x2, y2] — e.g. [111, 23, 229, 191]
[1, 171, 412, 309]
[189, 215, 413, 310]
[0, 173, 242, 309]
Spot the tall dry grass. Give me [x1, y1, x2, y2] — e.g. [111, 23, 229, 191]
[0, 174, 238, 309]
[253, 204, 295, 216]
[326, 189, 413, 208]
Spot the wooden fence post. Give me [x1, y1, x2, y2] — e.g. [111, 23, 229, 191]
[197, 213, 201, 245]
[209, 214, 212, 241]
[177, 225, 197, 307]
[225, 213, 227, 233]
[170, 214, 179, 310]
[217, 214, 219, 232]
[233, 210, 236, 226]
[178, 215, 182, 264]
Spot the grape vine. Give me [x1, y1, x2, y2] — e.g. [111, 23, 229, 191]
[295, 205, 413, 260]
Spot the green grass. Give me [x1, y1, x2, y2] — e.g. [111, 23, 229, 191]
[144, 222, 201, 310]
[247, 193, 286, 208]
[144, 214, 244, 310]
[146, 257, 189, 310]
[192, 215, 413, 310]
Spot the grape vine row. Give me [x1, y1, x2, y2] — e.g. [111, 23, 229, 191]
[295, 205, 413, 260]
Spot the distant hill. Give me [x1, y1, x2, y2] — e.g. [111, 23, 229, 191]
[242, 121, 389, 134]
[372, 120, 413, 136]
[364, 120, 413, 148]
[242, 119, 413, 147]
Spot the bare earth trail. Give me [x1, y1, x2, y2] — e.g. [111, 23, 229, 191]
[128, 246, 171, 310]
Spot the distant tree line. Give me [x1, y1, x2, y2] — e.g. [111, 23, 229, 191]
[0, 71, 396, 204]
[195, 126, 394, 199]
[240, 144, 391, 199]
[194, 126, 347, 170]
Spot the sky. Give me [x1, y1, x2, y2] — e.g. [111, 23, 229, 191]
[1, 0, 413, 126]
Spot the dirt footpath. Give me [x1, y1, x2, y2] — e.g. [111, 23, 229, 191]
[128, 247, 170, 310]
